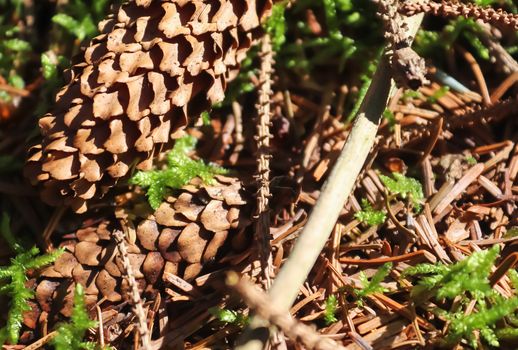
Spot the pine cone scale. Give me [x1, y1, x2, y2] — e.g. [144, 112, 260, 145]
[30, 177, 251, 325]
[25, 0, 272, 212]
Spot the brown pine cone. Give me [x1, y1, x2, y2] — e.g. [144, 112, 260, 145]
[29, 176, 250, 329]
[24, 0, 272, 213]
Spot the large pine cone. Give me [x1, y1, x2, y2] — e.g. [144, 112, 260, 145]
[29, 176, 250, 328]
[24, 0, 272, 213]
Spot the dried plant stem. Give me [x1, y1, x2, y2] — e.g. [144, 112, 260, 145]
[114, 230, 151, 350]
[227, 272, 346, 350]
[399, 0, 518, 30]
[235, 12, 424, 350]
[23, 331, 57, 350]
[255, 34, 274, 288]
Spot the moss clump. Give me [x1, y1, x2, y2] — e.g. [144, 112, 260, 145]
[404, 246, 518, 348]
[130, 135, 227, 209]
[0, 213, 63, 345]
[354, 198, 386, 226]
[51, 284, 98, 350]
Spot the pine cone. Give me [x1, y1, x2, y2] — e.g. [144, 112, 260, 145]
[29, 176, 250, 328]
[24, 0, 272, 213]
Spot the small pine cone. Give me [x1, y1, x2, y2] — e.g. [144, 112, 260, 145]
[29, 176, 251, 327]
[24, 0, 272, 213]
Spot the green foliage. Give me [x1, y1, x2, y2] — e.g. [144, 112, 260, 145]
[426, 86, 449, 104]
[382, 109, 396, 130]
[200, 111, 211, 126]
[37, 52, 69, 115]
[41, 53, 58, 80]
[402, 89, 423, 102]
[465, 155, 477, 166]
[0, 26, 30, 102]
[52, 14, 96, 42]
[508, 269, 518, 290]
[414, 15, 498, 65]
[445, 295, 518, 347]
[355, 263, 392, 306]
[3, 38, 30, 52]
[0, 0, 112, 107]
[354, 199, 386, 226]
[404, 246, 518, 348]
[0, 214, 63, 345]
[51, 284, 97, 350]
[403, 246, 498, 300]
[52, 0, 114, 42]
[496, 326, 518, 340]
[323, 295, 339, 325]
[470, 0, 517, 14]
[209, 307, 248, 326]
[274, 0, 382, 74]
[130, 135, 227, 209]
[219, 0, 384, 111]
[379, 172, 424, 211]
[265, 1, 287, 51]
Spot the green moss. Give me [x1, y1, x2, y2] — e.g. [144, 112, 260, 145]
[354, 199, 386, 226]
[404, 246, 498, 300]
[265, 1, 287, 51]
[355, 263, 392, 307]
[379, 172, 424, 212]
[51, 284, 98, 350]
[52, 0, 114, 42]
[209, 307, 248, 326]
[404, 246, 518, 348]
[130, 135, 227, 209]
[323, 295, 339, 325]
[465, 155, 477, 166]
[427, 86, 450, 104]
[0, 214, 63, 345]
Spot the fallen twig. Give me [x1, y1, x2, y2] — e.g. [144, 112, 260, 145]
[114, 230, 151, 350]
[227, 272, 347, 350]
[399, 0, 518, 30]
[254, 33, 274, 288]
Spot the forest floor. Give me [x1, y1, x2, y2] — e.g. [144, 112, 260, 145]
[0, 0, 518, 349]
